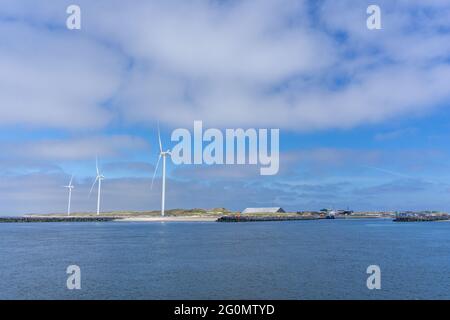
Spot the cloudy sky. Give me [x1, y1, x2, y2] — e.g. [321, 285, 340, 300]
[1, 0, 450, 215]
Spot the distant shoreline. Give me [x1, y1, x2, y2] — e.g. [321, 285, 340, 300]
[119, 216, 218, 222]
[0, 213, 388, 223]
[0, 212, 225, 223]
[0, 216, 118, 223]
[1, 210, 446, 223]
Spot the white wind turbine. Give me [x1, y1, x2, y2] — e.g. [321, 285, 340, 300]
[89, 157, 105, 215]
[64, 175, 74, 216]
[151, 124, 171, 217]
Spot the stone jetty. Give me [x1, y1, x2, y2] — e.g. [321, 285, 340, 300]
[0, 216, 120, 223]
[393, 215, 450, 222]
[217, 215, 320, 222]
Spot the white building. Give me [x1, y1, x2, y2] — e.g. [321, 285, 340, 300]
[241, 207, 286, 214]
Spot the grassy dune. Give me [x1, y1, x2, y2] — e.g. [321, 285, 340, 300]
[30, 208, 234, 217]
[28, 209, 397, 219]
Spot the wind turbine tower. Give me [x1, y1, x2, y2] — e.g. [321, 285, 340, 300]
[64, 175, 74, 216]
[89, 158, 105, 215]
[151, 124, 172, 217]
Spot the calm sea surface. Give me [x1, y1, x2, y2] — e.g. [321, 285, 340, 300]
[1, 219, 449, 299]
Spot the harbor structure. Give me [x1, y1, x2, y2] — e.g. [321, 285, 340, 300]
[394, 211, 450, 222]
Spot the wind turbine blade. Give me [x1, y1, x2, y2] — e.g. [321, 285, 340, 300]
[89, 177, 99, 197]
[69, 174, 74, 186]
[96, 157, 99, 176]
[157, 122, 163, 153]
[151, 154, 161, 190]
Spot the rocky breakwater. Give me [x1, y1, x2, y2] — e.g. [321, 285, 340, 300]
[217, 215, 320, 222]
[0, 216, 121, 223]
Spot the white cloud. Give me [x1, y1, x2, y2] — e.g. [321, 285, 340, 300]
[2, 0, 449, 131]
[96, 0, 450, 130]
[374, 128, 417, 141]
[0, 135, 149, 161]
[0, 20, 124, 129]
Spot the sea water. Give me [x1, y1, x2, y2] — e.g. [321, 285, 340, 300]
[0, 219, 449, 299]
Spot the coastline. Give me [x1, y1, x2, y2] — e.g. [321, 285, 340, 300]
[1, 214, 448, 223]
[118, 216, 219, 222]
[2, 210, 446, 223]
[0, 214, 392, 223]
[0, 215, 221, 223]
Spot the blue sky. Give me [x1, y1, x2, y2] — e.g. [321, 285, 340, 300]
[1, 0, 450, 215]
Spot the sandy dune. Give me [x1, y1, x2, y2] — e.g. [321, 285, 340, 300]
[117, 216, 219, 222]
